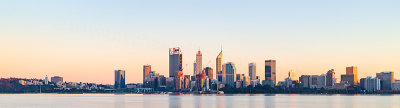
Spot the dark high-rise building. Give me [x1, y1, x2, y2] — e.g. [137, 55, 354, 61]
[224, 62, 236, 87]
[114, 70, 126, 89]
[169, 47, 182, 77]
[326, 69, 335, 86]
[376, 72, 394, 90]
[204, 67, 213, 79]
[265, 60, 276, 85]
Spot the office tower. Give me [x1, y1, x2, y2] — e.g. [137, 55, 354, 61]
[114, 70, 126, 89]
[143, 65, 151, 82]
[376, 72, 394, 90]
[299, 75, 311, 88]
[204, 67, 213, 79]
[175, 71, 183, 90]
[317, 74, 326, 88]
[341, 74, 355, 85]
[265, 60, 276, 85]
[51, 76, 63, 83]
[195, 50, 202, 75]
[224, 62, 236, 87]
[169, 47, 183, 77]
[288, 70, 297, 80]
[249, 63, 256, 80]
[360, 76, 381, 92]
[346, 66, 358, 83]
[326, 69, 335, 86]
[216, 49, 223, 83]
[193, 62, 196, 75]
[44, 75, 49, 85]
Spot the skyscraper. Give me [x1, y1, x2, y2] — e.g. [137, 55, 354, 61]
[204, 67, 213, 79]
[376, 72, 394, 90]
[265, 60, 276, 85]
[114, 70, 126, 89]
[249, 63, 256, 80]
[288, 70, 297, 80]
[195, 50, 202, 75]
[326, 69, 335, 86]
[143, 65, 151, 82]
[169, 47, 183, 77]
[346, 66, 358, 83]
[224, 62, 236, 87]
[216, 49, 223, 83]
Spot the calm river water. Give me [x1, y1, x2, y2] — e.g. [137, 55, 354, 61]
[0, 94, 399, 108]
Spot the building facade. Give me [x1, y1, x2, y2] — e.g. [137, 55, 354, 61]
[114, 70, 126, 89]
[346, 66, 358, 83]
[169, 47, 183, 77]
[224, 62, 236, 87]
[265, 60, 276, 85]
[326, 69, 335, 86]
[143, 65, 151, 83]
[195, 50, 202, 75]
[376, 72, 394, 90]
[249, 63, 256, 80]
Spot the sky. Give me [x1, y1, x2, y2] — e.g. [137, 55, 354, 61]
[1, 0, 400, 84]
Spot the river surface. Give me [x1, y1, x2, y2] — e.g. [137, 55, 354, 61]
[0, 94, 399, 108]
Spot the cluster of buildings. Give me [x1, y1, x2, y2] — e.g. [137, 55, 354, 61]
[111, 47, 400, 93]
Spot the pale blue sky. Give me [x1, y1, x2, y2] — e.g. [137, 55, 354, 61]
[1, 0, 400, 84]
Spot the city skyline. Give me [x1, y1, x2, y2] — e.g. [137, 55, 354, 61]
[1, 1, 400, 84]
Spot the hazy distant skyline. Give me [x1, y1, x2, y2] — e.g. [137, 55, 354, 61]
[1, 1, 400, 84]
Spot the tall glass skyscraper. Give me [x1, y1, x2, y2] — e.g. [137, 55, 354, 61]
[169, 47, 182, 78]
[114, 70, 126, 89]
[224, 62, 236, 87]
[216, 49, 223, 83]
[265, 60, 276, 85]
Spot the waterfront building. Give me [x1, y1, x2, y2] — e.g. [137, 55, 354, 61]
[204, 67, 213, 79]
[360, 76, 381, 92]
[317, 74, 326, 88]
[216, 49, 223, 83]
[44, 75, 49, 85]
[195, 50, 202, 75]
[175, 71, 183, 90]
[265, 60, 276, 85]
[341, 74, 355, 85]
[391, 81, 400, 91]
[51, 76, 63, 84]
[143, 65, 151, 83]
[262, 80, 274, 88]
[224, 62, 236, 87]
[346, 66, 358, 84]
[169, 47, 183, 77]
[299, 75, 311, 88]
[326, 69, 335, 86]
[183, 75, 191, 90]
[249, 63, 256, 80]
[377, 72, 394, 90]
[114, 70, 126, 89]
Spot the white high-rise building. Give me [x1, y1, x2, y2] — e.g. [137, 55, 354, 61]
[44, 75, 49, 85]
